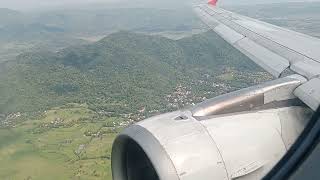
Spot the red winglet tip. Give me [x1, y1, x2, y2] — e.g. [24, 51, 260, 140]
[208, 0, 218, 6]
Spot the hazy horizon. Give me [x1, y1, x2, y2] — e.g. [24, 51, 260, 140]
[0, 0, 123, 11]
[2, 0, 320, 11]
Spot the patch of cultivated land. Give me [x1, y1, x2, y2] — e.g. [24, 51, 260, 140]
[0, 103, 122, 180]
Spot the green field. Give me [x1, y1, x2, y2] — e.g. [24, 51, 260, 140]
[0, 104, 120, 180]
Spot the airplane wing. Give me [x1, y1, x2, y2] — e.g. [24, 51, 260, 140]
[111, 3, 320, 180]
[194, 1, 320, 111]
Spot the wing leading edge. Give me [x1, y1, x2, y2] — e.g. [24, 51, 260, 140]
[194, 3, 320, 111]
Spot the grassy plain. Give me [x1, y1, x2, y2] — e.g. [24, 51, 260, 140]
[0, 104, 119, 180]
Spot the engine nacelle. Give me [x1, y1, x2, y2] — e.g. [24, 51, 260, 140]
[111, 75, 313, 180]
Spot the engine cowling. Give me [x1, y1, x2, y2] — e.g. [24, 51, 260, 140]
[111, 75, 313, 180]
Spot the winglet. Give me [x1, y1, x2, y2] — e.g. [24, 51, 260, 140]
[208, 0, 218, 6]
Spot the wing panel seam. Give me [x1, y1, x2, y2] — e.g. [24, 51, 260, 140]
[198, 6, 320, 68]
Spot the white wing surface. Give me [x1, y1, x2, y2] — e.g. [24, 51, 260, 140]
[194, 3, 320, 110]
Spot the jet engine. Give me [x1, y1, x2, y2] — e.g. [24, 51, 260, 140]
[111, 75, 313, 180]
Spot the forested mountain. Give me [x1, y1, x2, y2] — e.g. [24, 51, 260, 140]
[0, 6, 203, 63]
[0, 31, 271, 116]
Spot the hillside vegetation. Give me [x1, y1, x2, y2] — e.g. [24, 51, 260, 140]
[0, 30, 272, 180]
[0, 31, 271, 117]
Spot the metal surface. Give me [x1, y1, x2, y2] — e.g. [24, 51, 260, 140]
[234, 38, 289, 77]
[112, 106, 312, 180]
[192, 75, 306, 117]
[137, 111, 229, 180]
[214, 24, 244, 44]
[111, 124, 180, 180]
[291, 60, 320, 80]
[263, 107, 320, 180]
[278, 107, 312, 149]
[294, 78, 320, 111]
[199, 4, 320, 63]
[201, 108, 287, 180]
[194, 4, 320, 79]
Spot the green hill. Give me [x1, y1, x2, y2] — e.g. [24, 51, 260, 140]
[0, 31, 273, 180]
[0, 31, 271, 116]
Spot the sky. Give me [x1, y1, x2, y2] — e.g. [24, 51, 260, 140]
[0, 0, 122, 10]
[1, 0, 320, 10]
